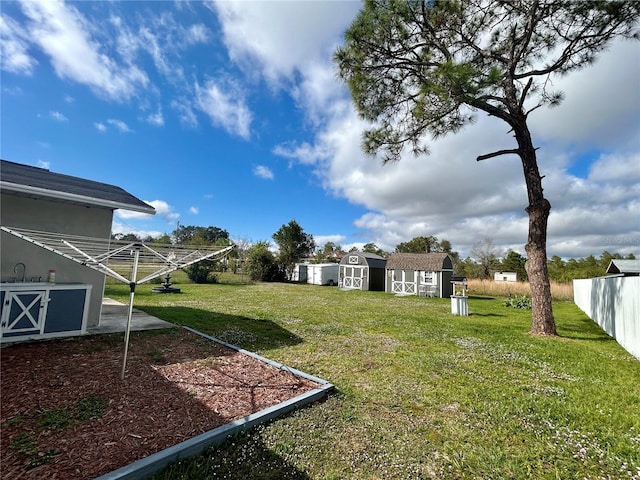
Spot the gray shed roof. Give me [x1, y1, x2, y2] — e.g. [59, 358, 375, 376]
[387, 252, 452, 271]
[606, 259, 640, 275]
[0, 159, 155, 214]
[339, 251, 387, 268]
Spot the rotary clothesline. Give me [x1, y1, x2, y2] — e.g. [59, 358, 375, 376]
[1, 226, 234, 285]
[1, 225, 235, 378]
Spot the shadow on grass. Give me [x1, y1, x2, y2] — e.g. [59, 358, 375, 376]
[151, 433, 311, 480]
[468, 295, 496, 301]
[133, 305, 304, 351]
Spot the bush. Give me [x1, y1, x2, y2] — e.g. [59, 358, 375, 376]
[244, 241, 287, 282]
[184, 261, 219, 284]
[504, 295, 532, 309]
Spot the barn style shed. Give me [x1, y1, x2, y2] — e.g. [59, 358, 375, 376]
[339, 252, 387, 291]
[386, 253, 454, 297]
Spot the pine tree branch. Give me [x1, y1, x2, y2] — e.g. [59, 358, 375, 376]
[477, 149, 520, 161]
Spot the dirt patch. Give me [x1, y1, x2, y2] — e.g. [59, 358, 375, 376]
[1, 328, 319, 479]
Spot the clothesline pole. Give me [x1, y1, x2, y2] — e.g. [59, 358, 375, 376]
[120, 245, 141, 380]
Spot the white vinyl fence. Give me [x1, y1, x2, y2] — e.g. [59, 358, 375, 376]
[573, 276, 640, 359]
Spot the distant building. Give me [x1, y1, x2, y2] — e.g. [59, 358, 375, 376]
[339, 252, 387, 291]
[494, 271, 517, 282]
[307, 263, 339, 286]
[385, 253, 453, 297]
[606, 259, 640, 277]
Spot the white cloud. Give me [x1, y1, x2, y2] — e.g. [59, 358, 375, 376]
[268, 25, 639, 258]
[146, 200, 180, 222]
[588, 152, 640, 185]
[273, 141, 327, 166]
[116, 199, 179, 223]
[36, 160, 50, 169]
[314, 234, 347, 248]
[138, 25, 175, 79]
[530, 39, 640, 154]
[115, 209, 153, 220]
[3, 85, 23, 95]
[189, 206, 199, 215]
[111, 220, 164, 240]
[253, 165, 274, 180]
[146, 110, 164, 127]
[18, 0, 148, 101]
[0, 14, 38, 74]
[50, 111, 68, 121]
[107, 118, 132, 133]
[195, 78, 252, 139]
[212, 0, 357, 124]
[186, 24, 209, 44]
[94, 122, 107, 132]
[212, 0, 360, 87]
[171, 98, 198, 128]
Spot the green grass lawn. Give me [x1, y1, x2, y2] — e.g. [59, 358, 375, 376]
[104, 278, 640, 480]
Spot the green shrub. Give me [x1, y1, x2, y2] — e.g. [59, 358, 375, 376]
[184, 260, 219, 284]
[504, 294, 532, 309]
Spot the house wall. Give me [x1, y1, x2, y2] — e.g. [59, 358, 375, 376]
[573, 276, 640, 359]
[1, 194, 112, 328]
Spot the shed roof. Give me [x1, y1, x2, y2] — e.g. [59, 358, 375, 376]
[387, 252, 452, 271]
[606, 259, 640, 275]
[0, 159, 155, 214]
[339, 251, 387, 268]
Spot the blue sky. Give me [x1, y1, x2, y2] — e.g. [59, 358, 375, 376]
[2, 1, 639, 259]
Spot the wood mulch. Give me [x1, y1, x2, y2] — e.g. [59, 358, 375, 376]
[0, 328, 319, 480]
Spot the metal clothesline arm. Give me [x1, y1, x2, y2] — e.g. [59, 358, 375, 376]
[61, 239, 132, 284]
[1, 226, 131, 284]
[136, 244, 235, 285]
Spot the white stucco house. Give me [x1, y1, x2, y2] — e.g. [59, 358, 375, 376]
[0, 159, 155, 341]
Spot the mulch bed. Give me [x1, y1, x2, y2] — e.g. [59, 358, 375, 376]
[0, 328, 319, 479]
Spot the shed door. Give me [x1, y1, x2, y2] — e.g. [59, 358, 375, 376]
[341, 266, 365, 289]
[392, 270, 417, 294]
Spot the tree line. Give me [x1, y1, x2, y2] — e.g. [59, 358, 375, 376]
[115, 224, 635, 284]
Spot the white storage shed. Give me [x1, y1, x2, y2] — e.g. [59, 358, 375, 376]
[494, 272, 517, 282]
[307, 263, 339, 286]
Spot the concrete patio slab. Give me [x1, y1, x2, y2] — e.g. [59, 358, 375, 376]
[88, 298, 175, 335]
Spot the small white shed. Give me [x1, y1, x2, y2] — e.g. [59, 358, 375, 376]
[291, 263, 308, 283]
[307, 263, 339, 286]
[494, 271, 517, 282]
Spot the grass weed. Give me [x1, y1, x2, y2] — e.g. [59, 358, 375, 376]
[103, 278, 639, 480]
[467, 278, 574, 301]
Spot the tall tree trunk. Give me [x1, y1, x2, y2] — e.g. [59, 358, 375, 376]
[516, 124, 557, 336]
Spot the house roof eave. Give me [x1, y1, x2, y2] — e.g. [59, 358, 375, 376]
[1, 181, 156, 215]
